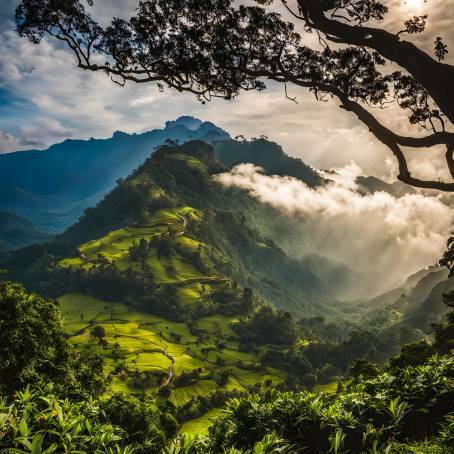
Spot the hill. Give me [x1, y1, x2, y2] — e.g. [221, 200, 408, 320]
[1, 141, 358, 317]
[358, 265, 453, 349]
[0, 116, 229, 233]
[355, 175, 416, 197]
[213, 138, 322, 186]
[0, 211, 52, 249]
[0, 142, 326, 432]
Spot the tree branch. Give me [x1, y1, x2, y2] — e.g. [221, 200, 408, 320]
[297, 0, 454, 124]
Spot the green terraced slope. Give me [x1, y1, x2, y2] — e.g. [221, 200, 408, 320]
[55, 202, 287, 433]
[58, 293, 286, 433]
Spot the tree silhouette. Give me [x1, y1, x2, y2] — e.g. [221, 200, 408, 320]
[15, 0, 454, 190]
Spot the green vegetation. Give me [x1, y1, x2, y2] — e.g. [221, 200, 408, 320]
[57, 292, 287, 427]
[1, 142, 453, 452]
[202, 355, 454, 453]
[0, 281, 104, 397]
[0, 385, 174, 453]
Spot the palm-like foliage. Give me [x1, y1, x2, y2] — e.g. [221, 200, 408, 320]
[0, 385, 134, 453]
[207, 355, 454, 453]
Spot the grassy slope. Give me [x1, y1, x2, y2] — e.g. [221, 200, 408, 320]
[57, 206, 286, 434]
[59, 293, 284, 433]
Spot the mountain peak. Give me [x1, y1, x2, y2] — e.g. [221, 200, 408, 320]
[165, 116, 203, 131]
[112, 130, 130, 139]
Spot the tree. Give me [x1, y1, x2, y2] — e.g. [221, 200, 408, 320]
[100, 393, 177, 453]
[348, 359, 379, 383]
[0, 281, 74, 394]
[90, 324, 107, 346]
[432, 292, 454, 354]
[15, 0, 454, 191]
[242, 287, 254, 313]
[0, 281, 106, 396]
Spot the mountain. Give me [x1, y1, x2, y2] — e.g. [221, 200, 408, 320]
[0, 117, 230, 233]
[0, 140, 357, 318]
[359, 265, 452, 350]
[0, 140, 361, 427]
[213, 138, 323, 186]
[355, 175, 415, 197]
[0, 211, 52, 250]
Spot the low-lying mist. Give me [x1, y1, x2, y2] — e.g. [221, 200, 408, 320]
[217, 163, 454, 300]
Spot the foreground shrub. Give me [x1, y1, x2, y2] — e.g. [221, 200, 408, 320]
[0, 385, 134, 453]
[206, 355, 454, 453]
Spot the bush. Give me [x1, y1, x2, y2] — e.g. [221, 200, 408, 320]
[206, 355, 454, 453]
[0, 385, 134, 452]
[100, 393, 176, 453]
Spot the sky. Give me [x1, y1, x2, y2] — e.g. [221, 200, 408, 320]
[1, 0, 453, 180]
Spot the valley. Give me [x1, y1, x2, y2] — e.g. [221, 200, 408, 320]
[1, 138, 453, 452]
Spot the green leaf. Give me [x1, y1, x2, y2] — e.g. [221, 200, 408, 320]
[19, 416, 29, 438]
[31, 433, 43, 454]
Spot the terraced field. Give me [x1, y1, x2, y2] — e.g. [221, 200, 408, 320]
[59, 206, 229, 302]
[59, 293, 285, 432]
[56, 207, 287, 434]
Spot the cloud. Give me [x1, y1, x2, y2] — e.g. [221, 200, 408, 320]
[217, 163, 454, 296]
[0, 130, 21, 153]
[0, 0, 453, 179]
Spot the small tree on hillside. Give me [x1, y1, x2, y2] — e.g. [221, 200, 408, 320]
[90, 325, 106, 344]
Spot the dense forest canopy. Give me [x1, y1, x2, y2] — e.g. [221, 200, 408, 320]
[15, 0, 454, 191]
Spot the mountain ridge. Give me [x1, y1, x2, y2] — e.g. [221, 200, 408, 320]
[0, 140, 357, 317]
[0, 117, 230, 233]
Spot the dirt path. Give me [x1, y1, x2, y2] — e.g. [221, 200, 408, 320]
[116, 334, 176, 386]
[162, 347, 176, 386]
[173, 211, 188, 237]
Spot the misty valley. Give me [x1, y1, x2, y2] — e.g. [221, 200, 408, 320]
[2, 0, 454, 451]
[1, 117, 453, 453]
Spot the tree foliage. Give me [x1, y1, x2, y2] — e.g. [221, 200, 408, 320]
[15, 0, 454, 191]
[100, 393, 178, 453]
[0, 281, 105, 396]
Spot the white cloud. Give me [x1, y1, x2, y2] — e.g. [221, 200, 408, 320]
[217, 163, 454, 295]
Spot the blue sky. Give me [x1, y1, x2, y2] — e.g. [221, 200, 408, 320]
[1, 0, 453, 180]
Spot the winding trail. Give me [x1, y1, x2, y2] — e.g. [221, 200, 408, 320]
[162, 347, 176, 386]
[172, 210, 188, 237]
[115, 333, 176, 386]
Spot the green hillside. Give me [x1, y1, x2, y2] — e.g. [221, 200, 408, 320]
[1, 141, 358, 318]
[1, 141, 453, 451]
[53, 200, 287, 433]
[10, 141, 348, 433]
[2, 140, 452, 438]
[57, 292, 285, 434]
[46, 166, 296, 432]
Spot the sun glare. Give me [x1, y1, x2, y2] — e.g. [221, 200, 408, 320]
[403, 0, 426, 11]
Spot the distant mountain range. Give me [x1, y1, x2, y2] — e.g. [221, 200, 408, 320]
[0, 116, 414, 250]
[0, 211, 52, 250]
[0, 117, 230, 235]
